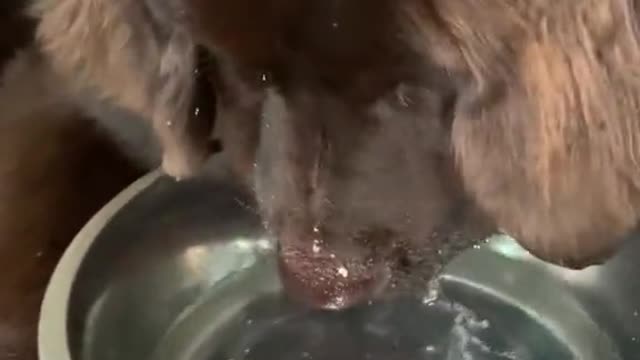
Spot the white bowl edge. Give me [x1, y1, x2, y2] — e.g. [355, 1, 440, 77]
[38, 170, 162, 360]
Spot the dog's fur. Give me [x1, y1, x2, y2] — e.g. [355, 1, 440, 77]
[0, 3, 149, 358]
[408, 0, 640, 268]
[4, 0, 640, 352]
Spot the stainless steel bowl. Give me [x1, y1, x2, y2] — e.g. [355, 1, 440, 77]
[39, 158, 640, 360]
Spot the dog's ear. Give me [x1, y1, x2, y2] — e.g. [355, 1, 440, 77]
[30, 0, 214, 179]
[411, 0, 640, 268]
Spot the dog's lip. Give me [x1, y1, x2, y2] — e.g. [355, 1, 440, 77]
[277, 242, 391, 310]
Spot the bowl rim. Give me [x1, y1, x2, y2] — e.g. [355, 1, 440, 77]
[38, 170, 162, 360]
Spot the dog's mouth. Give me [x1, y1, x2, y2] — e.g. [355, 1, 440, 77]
[274, 203, 493, 311]
[274, 225, 446, 311]
[278, 236, 392, 310]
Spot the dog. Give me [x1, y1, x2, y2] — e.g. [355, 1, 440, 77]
[4, 1, 640, 356]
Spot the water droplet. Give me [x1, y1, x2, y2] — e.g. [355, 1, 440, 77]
[632, 337, 638, 342]
[313, 226, 320, 233]
[261, 73, 268, 82]
[425, 345, 437, 353]
[246, 319, 253, 325]
[634, 310, 639, 317]
[166, 120, 174, 127]
[301, 352, 311, 358]
[312, 240, 321, 254]
[36, 251, 43, 258]
[422, 287, 439, 305]
[193, 68, 200, 76]
[194, 107, 200, 116]
[397, 93, 409, 107]
[337, 266, 349, 278]
[332, 22, 339, 28]
[473, 244, 481, 249]
[330, 253, 336, 259]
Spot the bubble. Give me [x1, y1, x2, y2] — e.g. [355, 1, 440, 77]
[312, 240, 321, 254]
[337, 266, 349, 278]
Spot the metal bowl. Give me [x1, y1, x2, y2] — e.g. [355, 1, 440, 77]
[38, 157, 640, 360]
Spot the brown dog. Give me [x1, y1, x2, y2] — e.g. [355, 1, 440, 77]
[0, 3, 149, 358]
[14, 0, 640, 320]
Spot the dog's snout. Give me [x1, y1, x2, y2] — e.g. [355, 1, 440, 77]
[277, 230, 390, 310]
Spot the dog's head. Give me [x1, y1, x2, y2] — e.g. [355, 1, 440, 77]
[35, 0, 640, 309]
[185, 0, 640, 309]
[177, 0, 494, 309]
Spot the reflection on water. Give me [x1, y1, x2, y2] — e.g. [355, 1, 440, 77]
[199, 292, 573, 360]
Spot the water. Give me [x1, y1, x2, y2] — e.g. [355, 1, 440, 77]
[148, 239, 579, 360]
[153, 283, 575, 360]
[146, 236, 578, 360]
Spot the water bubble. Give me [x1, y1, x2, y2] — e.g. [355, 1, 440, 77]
[337, 266, 349, 278]
[194, 107, 200, 116]
[312, 240, 321, 254]
[425, 345, 438, 353]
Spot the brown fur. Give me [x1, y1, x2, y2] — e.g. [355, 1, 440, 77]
[407, 0, 640, 267]
[30, 0, 213, 179]
[0, 105, 145, 359]
[12, 0, 640, 312]
[0, 5, 146, 357]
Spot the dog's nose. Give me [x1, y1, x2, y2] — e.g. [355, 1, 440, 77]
[278, 239, 390, 310]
